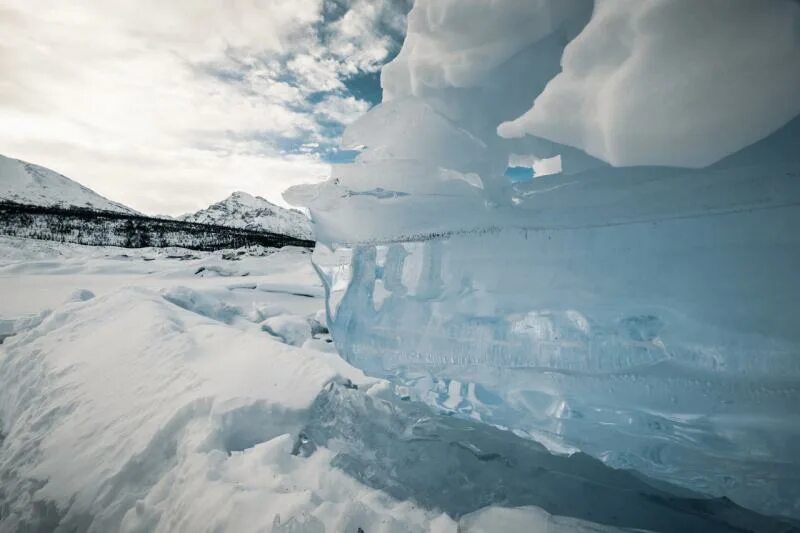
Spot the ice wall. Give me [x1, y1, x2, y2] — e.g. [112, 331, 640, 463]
[286, 0, 800, 519]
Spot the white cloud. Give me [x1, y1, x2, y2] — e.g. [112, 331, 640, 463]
[327, 0, 396, 74]
[0, 0, 410, 214]
[314, 95, 371, 125]
[287, 54, 345, 93]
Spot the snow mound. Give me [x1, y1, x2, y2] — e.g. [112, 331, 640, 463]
[66, 289, 95, 303]
[261, 314, 313, 346]
[162, 286, 243, 324]
[459, 506, 624, 533]
[0, 287, 452, 532]
[180, 191, 312, 240]
[0, 154, 138, 214]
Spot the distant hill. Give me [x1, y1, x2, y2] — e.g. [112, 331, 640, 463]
[180, 191, 312, 240]
[0, 154, 138, 214]
[0, 155, 314, 249]
[0, 201, 313, 251]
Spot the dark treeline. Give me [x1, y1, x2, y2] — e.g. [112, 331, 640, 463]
[0, 201, 314, 250]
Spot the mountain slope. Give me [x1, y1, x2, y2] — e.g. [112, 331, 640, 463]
[0, 154, 138, 214]
[180, 191, 312, 239]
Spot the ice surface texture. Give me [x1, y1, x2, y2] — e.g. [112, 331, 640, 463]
[300, 382, 793, 532]
[286, 0, 800, 520]
[498, 0, 800, 168]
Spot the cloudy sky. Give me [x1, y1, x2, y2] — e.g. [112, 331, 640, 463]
[0, 0, 411, 215]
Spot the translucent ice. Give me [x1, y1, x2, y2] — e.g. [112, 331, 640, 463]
[286, 0, 800, 519]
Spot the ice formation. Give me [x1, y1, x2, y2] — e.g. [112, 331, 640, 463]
[498, 0, 800, 168]
[286, 0, 800, 519]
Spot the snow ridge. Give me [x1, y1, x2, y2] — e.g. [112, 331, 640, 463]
[0, 154, 138, 215]
[180, 191, 312, 240]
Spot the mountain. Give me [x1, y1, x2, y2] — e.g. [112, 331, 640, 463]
[0, 154, 138, 214]
[180, 191, 312, 240]
[0, 155, 313, 241]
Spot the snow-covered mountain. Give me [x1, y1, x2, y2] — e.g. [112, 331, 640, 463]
[0, 154, 138, 214]
[180, 191, 312, 240]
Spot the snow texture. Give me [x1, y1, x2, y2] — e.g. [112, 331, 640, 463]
[0, 238, 444, 532]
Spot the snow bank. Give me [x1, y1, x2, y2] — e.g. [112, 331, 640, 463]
[0, 286, 452, 531]
[459, 506, 623, 533]
[261, 314, 313, 346]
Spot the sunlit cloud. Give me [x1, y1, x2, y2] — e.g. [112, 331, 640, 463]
[0, 0, 410, 214]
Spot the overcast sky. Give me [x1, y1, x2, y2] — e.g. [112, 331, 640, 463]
[0, 0, 410, 215]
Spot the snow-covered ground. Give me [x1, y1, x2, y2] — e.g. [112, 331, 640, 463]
[0, 236, 794, 533]
[0, 237, 444, 531]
